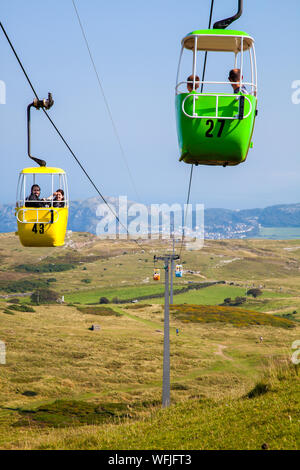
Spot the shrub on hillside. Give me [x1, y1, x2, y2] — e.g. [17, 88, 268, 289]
[31, 288, 60, 304]
[0, 279, 49, 293]
[247, 288, 263, 298]
[221, 296, 247, 306]
[44, 254, 103, 265]
[282, 313, 295, 320]
[233, 296, 247, 306]
[99, 297, 109, 304]
[3, 309, 15, 315]
[15, 263, 75, 273]
[7, 304, 35, 313]
[77, 306, 121, 317]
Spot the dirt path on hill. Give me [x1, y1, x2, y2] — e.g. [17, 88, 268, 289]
[214, 344, 233, 361]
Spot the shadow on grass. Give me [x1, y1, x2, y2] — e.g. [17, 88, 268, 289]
[9, 399, 161, 429]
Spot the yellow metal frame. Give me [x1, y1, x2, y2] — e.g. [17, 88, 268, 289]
[16, 206, 68, 247]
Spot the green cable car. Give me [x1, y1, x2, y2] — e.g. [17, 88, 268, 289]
[175, 29, 257, 166]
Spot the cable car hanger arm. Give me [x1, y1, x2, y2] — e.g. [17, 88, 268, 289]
[213, 0, 243, 29]
[27, 93, 54, 167]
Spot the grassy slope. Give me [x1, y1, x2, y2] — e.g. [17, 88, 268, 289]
[1, 233, 300, 317]
[0, 233, 300, 449]
[0, 301, 299, 449]
[2, 234, 300, 288]
[29, 374, 300, 450]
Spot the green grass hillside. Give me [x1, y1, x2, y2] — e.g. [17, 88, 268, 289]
[1, 233, 299, 320]
[0, 299, 299, 449]
[35, 372, 300, 450]
[0, 233, 299, 449]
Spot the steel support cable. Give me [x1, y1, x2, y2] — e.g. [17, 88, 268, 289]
[0, 21, 144, 248]
[71, 0, 141, 202]
[179, 0, 215, 259]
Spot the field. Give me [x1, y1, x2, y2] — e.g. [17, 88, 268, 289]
[0, 232, 299, 449]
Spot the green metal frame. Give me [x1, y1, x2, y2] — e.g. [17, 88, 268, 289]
[176, 93, 257, 166]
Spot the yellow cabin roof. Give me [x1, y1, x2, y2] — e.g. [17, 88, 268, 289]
[20, 167, 66, 175]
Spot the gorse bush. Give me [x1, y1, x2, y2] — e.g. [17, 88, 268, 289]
[170, 305, 295, 328]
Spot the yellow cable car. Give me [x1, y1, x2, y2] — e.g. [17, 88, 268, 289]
[15, 94, 69, 247]
[153, 269, 160, 281]
[15, 167, 69, 247]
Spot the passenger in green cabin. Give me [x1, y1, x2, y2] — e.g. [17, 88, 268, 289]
[228, 69, 248, 94]
[187, 74, 200, 93]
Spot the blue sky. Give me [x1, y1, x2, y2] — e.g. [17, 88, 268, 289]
[0, 0, 299, 209]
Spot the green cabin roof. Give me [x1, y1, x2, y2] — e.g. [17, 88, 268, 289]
[183, 29, 254, 53]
